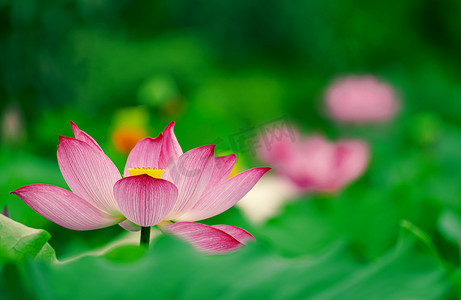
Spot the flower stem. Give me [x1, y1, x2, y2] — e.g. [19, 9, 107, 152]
[140, 226, 151, 248]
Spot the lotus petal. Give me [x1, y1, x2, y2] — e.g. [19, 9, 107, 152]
[179, 167, 270, 221]
[118, 219, 141, 232]
[204, 154, 236, 193]
[210, 224, 255, 244]
[158, 121, 183, 169]
[57, 136, 122, 215]
[124, 134, 163, 177]
[70, 121, 103, 152]
[11, 184, 121, 230]
[114, 175, 178, 227]
[165, 145, 215, 220]
[161, 222, 247, 254]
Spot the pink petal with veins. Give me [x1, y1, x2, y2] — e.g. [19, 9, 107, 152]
[161, 222, 248, 254]
[204, 154, 237, 193]
[70, 121, 103, 152]
[11, 184, 121, 230]
[210, 224, 255, 244]
[118, 219, 141, 231]
[158, 121, 183, 169]
[179, 167, 270, 221]
[114, 175, 178, 227]
[124, 134, 163, 177]
[164, 145, 215, 220]
[57, 136, 122, 215]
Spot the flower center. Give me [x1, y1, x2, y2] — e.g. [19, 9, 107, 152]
[128, 168, 165, 179]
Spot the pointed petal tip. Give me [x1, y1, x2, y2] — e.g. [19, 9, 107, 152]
[138, 133, 164, 144]
[201, 144, 217, 152]
[57, 136, 77, 148]
[162, 121, 176, 135]
[57, 135, 121, 213]
[218, 153, 237, 160]
[153, 132, 164, 140]
[180, 165, 272, 221]
[70, 121, 79, 134]
[251, 167, 272, 175]
[211, 224, 256, 244]
[158, 121, 183, 168]
[58, 135, 73, 143]
[166, 121, 175, 129]
[10, 186, 26, 195]
[200, 144, 216, 149]
[183, 144, 216, 157]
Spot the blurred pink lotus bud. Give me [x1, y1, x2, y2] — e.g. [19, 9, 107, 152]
[325, 75, 399, 123]
[258, 127, 369, 193]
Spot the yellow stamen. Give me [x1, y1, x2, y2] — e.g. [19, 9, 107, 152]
[158, 220, 172, 226]
[228, 162, 241, 179]
[128, 168, 164, 179]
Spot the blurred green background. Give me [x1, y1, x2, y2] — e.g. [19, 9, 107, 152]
[1, 0, 461, 299]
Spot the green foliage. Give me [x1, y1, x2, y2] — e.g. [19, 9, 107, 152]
[1, 0, 461, 298]
[0, 214, 56, 262]
[21, 222, 452, 300]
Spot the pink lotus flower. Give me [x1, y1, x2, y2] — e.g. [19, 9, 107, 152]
[325, 75, 399, 123]
[11, 121, 269, 253]
[258, 127, 369, 193]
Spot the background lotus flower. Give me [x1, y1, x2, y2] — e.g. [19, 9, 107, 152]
[237, 174, 300, 224]
[258, 127, 369, 193]
[11, 121, 269, 253]
[325, 75, 399, 123]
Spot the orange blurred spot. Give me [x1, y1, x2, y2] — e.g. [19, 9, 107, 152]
[112, 126, 147, 154]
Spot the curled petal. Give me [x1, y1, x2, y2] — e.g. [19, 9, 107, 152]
[118, 219, 141, 232]
[164, 145, 215, 220]
[161, 222, 248, 254]
[210, 224, 255, 244]
[70, 121, 103, 152]
[124, 134, 163, 177]
[114, 175, 178, 227]
[11, 184, 121, 230]
[179, 167, 270, 221]
[57, 137, 122, 215]
[158, 121, 183, 169]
